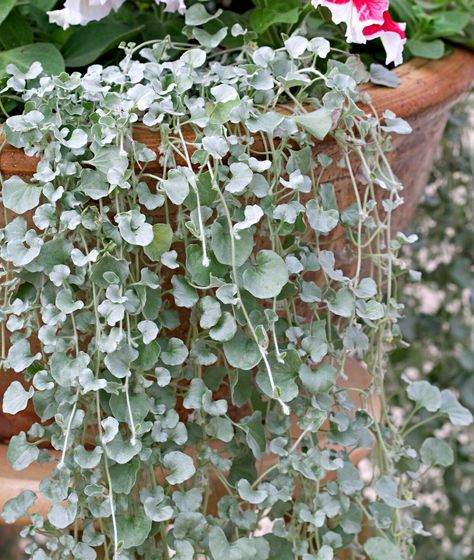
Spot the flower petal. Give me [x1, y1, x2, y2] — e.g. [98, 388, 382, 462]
[155, 0, 186, 14]
[312, 0, 388, 43]
[48, 0, 125, 29]
[363, 12, 407, 66]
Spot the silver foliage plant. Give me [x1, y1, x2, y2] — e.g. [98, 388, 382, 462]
[0, 13, 472, 560]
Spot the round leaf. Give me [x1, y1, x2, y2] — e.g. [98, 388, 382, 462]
[223, 330, 262, 371]
[242, 250, 289, 299]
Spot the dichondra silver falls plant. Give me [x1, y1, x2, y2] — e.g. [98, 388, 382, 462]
[0, 7, 472, 560]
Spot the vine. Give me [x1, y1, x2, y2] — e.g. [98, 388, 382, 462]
[0, 25, 472, 560]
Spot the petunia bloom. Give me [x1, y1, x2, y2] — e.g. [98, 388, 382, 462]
[49, 0, 186, 29]
[363, 11, 406, 66]
[312, 0, 389, 43]
[312, 0, 406, 65]
[156, 0, 186, 14]
[48, 0, 125, 29]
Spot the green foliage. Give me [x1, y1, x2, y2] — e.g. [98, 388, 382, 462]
[391, 100, 474, 559]
[0, 18, 471, 560]
[0, 0, 472, 105]
[391, 0, 474, 54]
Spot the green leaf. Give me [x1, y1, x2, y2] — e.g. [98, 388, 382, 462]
[183, 378, 206, 410]
[299, 362, 336, 394]
[207, 416, 234, 442]
[73, 445, 103, 469]
[237, 479, 266, 505]
[210, 312, 237, 342]
[306, 200, 339, 234]
[328, 288, 355, 318]
[356, 299, 384, 321]
[116, 210, 153, 246]
[249, 6, 300, 35]
[353, 278, 378, 299]
[420, 438, 454, 467]
[87, 146, 128, 176]
[162, 168, 190, 205]
[106, 433, 142, 464]
[301, 334, 328, 363]
[62, 22, 143, 67]
[104, 344, 139, 379]
[312, 545, 334, 560]
[162, 451, 196, 485]
[370, 64, 401, 88]
[2, 381, 34, 415]
[199, 296, 222, 329]
[338, 462, 364, 496]
[109, 393, 151, 422]
[375, 476, 416, 508]
[363, 537, 401, 560]
[186, 244, 226, 286]
[430, 11, 470, 37]
[225, 162, 253, 194]
[407, 39, 445, 60]
[160, 337, 189, 366]
[294, 108, 333, 140]
[209, 526, 230, 558]
[7, 432, 39, 471]
[211, 220, 254, 267]
[2, 176, 42, 214]
[109, 457, 140, 494]
[79, 169, 109, 200]
[6, 339, 41, 373]
[240, 411, 266, 459]
[172, 540, 195, 560]
[242, 250, 289, 299]
[193, 26, 228, 49]
[390, 0, 417, 28]
[407, 381, 441, 412]
[144, 223, 173, 261]
[0, 43, 64, 77]
[0, 0, 16, 25]
[141, 487, 173, 522]
[91, 255, 130, 288]
[256, 350, 300, 403]
[185, 3, 222, 26]
[439, 390, 473, 426]
[116, 512, 152, 550]
[209, 526, 270, 560]
[171, 276, 199, 308]
[223, 330, 262, 371]
[48, 493, 78, 529]
[56, 288, 84, 314]
[2, 490, 36, 524]
[137, 320, 159, 345]
[0, 9, 32, 51]
[39, 467, 70, 502]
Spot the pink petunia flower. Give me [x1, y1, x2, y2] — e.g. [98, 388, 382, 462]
[312, 0, 389, 43]
[363, 11, 406, 66]
[312, 0, 406, 65]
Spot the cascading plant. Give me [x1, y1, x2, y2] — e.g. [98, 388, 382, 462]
[0, 3, 472, 560]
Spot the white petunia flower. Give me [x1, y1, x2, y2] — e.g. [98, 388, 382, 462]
[155, 0, 186, 14]
[48, 0, 125, 29]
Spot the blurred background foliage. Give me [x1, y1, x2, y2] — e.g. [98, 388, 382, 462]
[390, 95, 474, 559]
